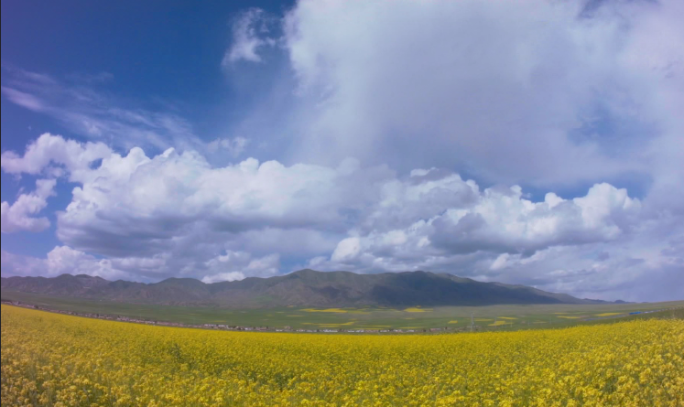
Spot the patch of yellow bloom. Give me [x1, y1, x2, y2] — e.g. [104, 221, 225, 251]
[302, 308, 349, 313]
[2, 305, 683, 407]
[596, 312, 623, 317]
[404, 308, 433, 313]
[319, 322, 356, 328]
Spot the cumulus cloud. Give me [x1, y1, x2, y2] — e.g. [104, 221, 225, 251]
[0, 134, 377, 279]
[481, 224, 684, 302]
[1, 246, 132, 281]
[202, 251, 279, 283]
[1, 133, 113, 181]
[431, 183, 641, 254]
[1, 179, 57, 233]
[54, 147, 371, 257]
[3, 134, 669, 299]
[331, 237, 361, 263]
[314, 182, 641, 273]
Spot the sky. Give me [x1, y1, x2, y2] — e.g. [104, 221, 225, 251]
[1, 0, 683, 302]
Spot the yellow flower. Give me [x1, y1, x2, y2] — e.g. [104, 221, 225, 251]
[1, 304, 682, 407]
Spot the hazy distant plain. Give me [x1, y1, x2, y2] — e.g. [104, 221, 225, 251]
[3, 290, 681, 332]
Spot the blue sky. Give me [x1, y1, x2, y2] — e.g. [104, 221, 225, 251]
[1, 0, 683, 302]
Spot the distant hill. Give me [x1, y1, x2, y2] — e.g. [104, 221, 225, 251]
[1, 270, 610, 309]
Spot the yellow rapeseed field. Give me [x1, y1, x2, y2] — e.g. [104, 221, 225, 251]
[2, 305, 683, 407]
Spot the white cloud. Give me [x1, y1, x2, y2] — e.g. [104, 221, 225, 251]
[201, 251, 279, 283]
[223, 8, 277, 65]
[201, 272, 245, 284]
[1, 67, 203, 152]
[11, 136, 639, 265]
[331, 237, 361, 263]
[41, 137, 637, 269]
[1, 134, 383, 279]
[481, 225, 684, 302]
[1, 246, 132, 281]
[207, 136, 249, 157]
[1, 86, 45, 111]
[1, 133, 113, 181]
[54, 147, 367, 252]
[490, 253, 509, 271]
[271, 0, 684, 190]
[1, 133, 681, 300]
[309, 182, 643, 278]
[1, 179, 56, 233]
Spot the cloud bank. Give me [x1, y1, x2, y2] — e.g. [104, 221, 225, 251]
[2, 133, 681, 301]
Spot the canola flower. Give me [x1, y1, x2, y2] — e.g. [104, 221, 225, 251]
[302, 308, 350, 313]
[404, 308, 433, 313]
[2, 305, 683, 407]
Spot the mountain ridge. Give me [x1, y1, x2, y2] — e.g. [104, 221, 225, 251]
[1, 270, 616, 309]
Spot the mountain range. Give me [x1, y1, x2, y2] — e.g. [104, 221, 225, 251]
[1, 269, 613, 309]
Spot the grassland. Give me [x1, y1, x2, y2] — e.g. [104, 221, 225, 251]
[2, 305, 683, 406]
[3, 290, 682, 332]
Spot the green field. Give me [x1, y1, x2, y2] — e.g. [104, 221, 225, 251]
[2, 290, 682, 331]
